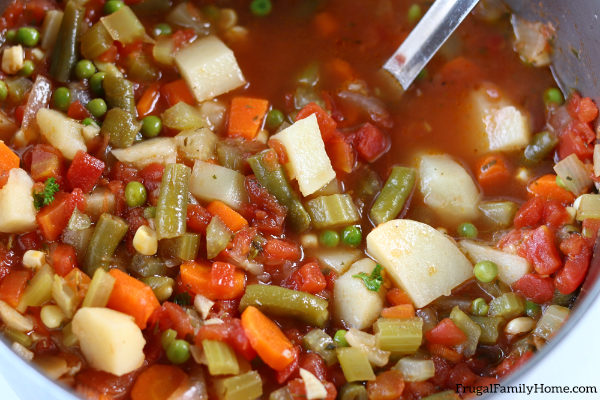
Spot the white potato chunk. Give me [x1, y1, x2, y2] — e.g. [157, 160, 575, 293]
[190, 160, 248, 210]
[111, 138, 177, 169]
[175, 36, 246, 103]
[175, 128, 217, 162]
[72, 307, 145, 376]
[2, 45, 24, 74]
[36, 109, 86, 160]
[418, 154, 480, 222]
[270, 114, 335, 196]
[459, 240, 530, 285]
[0, 168, 37, 233]
[333, 258, 384, 329]
[367, 219, 474, 308]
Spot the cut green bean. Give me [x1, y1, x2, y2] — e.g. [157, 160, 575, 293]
[303, 329, 337, 366]
[338, 383, 368, 400]
[80, 22, 113, 60]
[159, 233, 200, 261]
[206, 216, 232, 259]
[101, 107, 141, 148]
[470, 316, 504, 344]
[336, 347, 375, 382]
[215, 370, 263, 400]
[141, 276, 174, 302]
[374, 317, 422, 355]
[103, 71, 136, 115]
[449, 306, 481, 357]
[306, 194, 360, 229]
[17, 265, 54, 313]
[488, 292, 525, 319]
[523, 131, 558, 165]
[83, 213, 129, 275]
[128, 254, 167, 277]
[155, 163, 191, 240]
[49, 0, 84, 82]
[248, 150, 311, 232]
[81, 268, 116, 308]
[203, 339, 240, 376]
[240, 284, 329, 327]
[369, 166, 416, 225]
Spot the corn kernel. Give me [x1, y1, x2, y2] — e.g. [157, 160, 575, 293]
[133, 225, 158, 255]
[40, 304, 65, 329]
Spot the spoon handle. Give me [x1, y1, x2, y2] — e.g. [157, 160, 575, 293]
[383, 0, 480, 90]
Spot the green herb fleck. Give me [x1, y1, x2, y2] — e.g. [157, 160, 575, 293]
[33, 177, 60, 209]
[352, 264, 384, 292]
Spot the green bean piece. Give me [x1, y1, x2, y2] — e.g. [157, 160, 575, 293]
[83, 213, 129, 275]
[0, 81, 7, 101]
[488, 292, 525, 319]
[306, 194, 360, 229]
[214, 370, 263, 400]
[81, 268, 116, 308]
[159, 233, 200, 261]
[449, 306, 481, 357]
[80, 23, 113, 60]
[247, 150, 311, 232]
[374, 317, 423, 355]
[49, 0, 84, 83]
[339, 383, 368, 400]
[240, 284, 329, 327]
[128, 254, 167, 277]
[336, 347, 375, 382]
[203, 339, 240, 376]
[155, 163, 191, 240]
[101, 108, 141, 148]
[523, 131, 558, 165]
[470, 316, 504, 344]
[166, 339, 190, 364]
[103, 71, 136, 115]
[369, 166, 416, 225]
[302, 329, 337, 366]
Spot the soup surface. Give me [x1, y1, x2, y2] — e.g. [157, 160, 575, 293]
[0, 0, 597, 399]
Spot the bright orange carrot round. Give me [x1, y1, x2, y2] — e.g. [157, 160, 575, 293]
[381, 304, 416, 319]
[107, 269, 160, 329]
[527, 174, 576, 204]
[0, 141, 20, 174]
[206, 200, 248, 232]
[131, 364, 188, 400]
[179, 261, 246, 300]
[227, 97, 269, 139]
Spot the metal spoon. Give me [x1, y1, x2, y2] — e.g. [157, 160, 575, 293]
[383, 0, 480, 90]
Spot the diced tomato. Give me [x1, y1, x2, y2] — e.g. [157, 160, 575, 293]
[512, 273, 554, 304]
[495, 351, 534, 378]
[75, 369, 138, 399]
[0, 244, 18, 282]
[288, 262, 327, 294]
[25, 144, 64, 183]
[110, 161, 139, 184]
[425, 318, 467, 346]
[263, 239, 301, 263]
[36, 192, 79, 241]
[186, 204, 212, 234]
[171, 28, 197, 52]
[136, 84, 161, 118]
[555, 234, 592, 294]
[276, 346, 300, 384]
[67, 101, 90, 120]
[366, 370, 405, 400]
[521, 226, 561, 275]
[118, 40, 143, 58]
[161, 79, 195, 107]
[403, 382, 436, 399]
[67, 151, 105, 193]
[140, 163, 164, 205]
[148, 301, 194, 339]
[354, 123, 390, 162]
[243, 177, 286, 236]
[195, 317, 257, 360]
[448, 362, 478, 388]
[17, 232, 42, 251]
[567, 93, 599, 123]
[543, 199, 571, 228]
[288, 378, 336, 400]
[326, 133, 356, 173]
[582, 218, 600, 244]
[513, 197, 545, 229]
[210, 262, 238, 298]
[268, 138, 289, 164]
[50, 243, 77, 277]
[558, 120, 595, 161]
[0, 270, 30, 308]
[296, 102, 337, 142]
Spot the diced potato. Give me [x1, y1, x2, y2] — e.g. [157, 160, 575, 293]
[175, 36, 246, 103]
[0, 168, 37, 233]
[72, 307, 145, 376]
[459, 240, 531, 285]
[111, 138, 176, 169]
[175, 128, 217, 162]
[418, 154, 480, 222]
[333, 258, 384, 329]
[366, 219, 473, 308]
[270, 114, 336, 196]
[190, 160, 248, 210]
[36, 109, 86, 160]
[2, 45, 24, 74]
[309, 247, 363, 274]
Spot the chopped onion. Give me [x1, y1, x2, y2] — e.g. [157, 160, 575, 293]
[393, 357, 435, 382]
[167, 367, 208, 400]
[345, 328, 390, 367]
[511, 15, 554, 67]
[337, 90, 393, 129]
[533, 304, 569, 340]
[21, 75, 52, 143]
[167, 3, 211, 35]
[553, 153, 593, 195]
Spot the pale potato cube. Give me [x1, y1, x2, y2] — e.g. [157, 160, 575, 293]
[175, 36, 246, 103]
[36, 108, 86, 160]
[2, 45, 24, 74]
[190, 160, 248, 210]
[72, 307, 145, 376]
[0, 168, 37, 233]
[419, 154, 480, 222]
[459, 240, 531, 285]
[366, 219, 474, 308]
[333, 258, 384, 329]
[484, 106, 530, 151]
[133, 225, 158, 256]
[175, 128, 217, 162]
[270, 114, 335, 196]
[111, 138, 177, 169]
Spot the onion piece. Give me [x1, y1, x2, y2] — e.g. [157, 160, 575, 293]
[511, 15, 554, 67]
[167, 367, 208, 400]
[22, 75, 52, 143]
[553, 153, 593, 195]
[337, 90, 393, 129]
[167, 3, 211, 35]
[345, 328, 390, 367]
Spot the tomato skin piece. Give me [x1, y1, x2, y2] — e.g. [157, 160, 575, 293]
[36, 192, 79, 241]
[50, 243, 78, 277]
[512, 273, 555, 304]
[296, 102, 338, 142]
[567, 93, 599, 123]
[26, 144, 64, 183]
[514, 197, 545, 229]
[448, 363, 478, 388]
[67, 151, 105, 193]
[0, 270, 30, 308]
[67, 101, 90, 120]
[555, 234, 592, 294]
[558, 120, 595, 161]
[425, 318, 467, 346]
[495, 350, 534, 378]
[263, 239, 301, 263]
[186, 204, 212, 234]
[521, 226, 562, 275]
[148, 301, 194, 339]
[195, 317, 257, 360]
[288, 262, 327, 294]
[354, 122, 390, 162]
[326, 133, 356, 174]
[366, 370, 405, 400]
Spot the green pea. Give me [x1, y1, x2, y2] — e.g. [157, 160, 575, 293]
[82, 117, 95, 126]
[161, 328, 177, 350]
[543, 87, 563, 106]
[153, 23, 172, 37]
[250, 0, 272, 16]
[0, 81, 7, 102]
[457, 222, 478, 238]
[319, 230, 339, 248]
[86, 98, 107, 118]
[265, 109, 284, 130]
[89, 72, 105, 96]
[333, 330, 348, 347]
[19, 60, 34, 77]
[341, 225, 362, 247]
[125, 181, 147, 207]
[52, 87, 71, 111]
[5, 30, 16, 43]
[471, 297, 489, 316]
[525, 300, 541, 319]
[16, 27, 40, 47]
[166, 339, 190, 364]
[141, 115, 162, 138]
[104, 0, 124, 14]
[473, 260, 498, 283]
[407, 4, 422, 23]
[75, 59, 96, 80]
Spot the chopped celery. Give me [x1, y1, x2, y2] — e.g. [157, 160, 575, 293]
[552, 290, 576, 307]
[155, 163, 191, 240]
[51, 275, 78, 318]
[62, 227, 93, 263]
[101, 108, 141, 148]
[449, 306, 481, 357]
[3, 327, 33, 348]
[49, 1, 83, 82]
[533, 304, 570, 340]
[166, 2, 210, 34]
[214, 370, 263, 400]
[202, 339, 240, 376]
[175, 128, 217, 163]
[478, 201, 518, 228]
[101, 6, 148, 45]
[80, 22, 113, 60]
[240, 284, 329, 327]
[488, 292, 525, 319]
[162, 102, 205, 131]
[82, 268, 116, 308]
[152, 36, 175, 66]
[141, 276, 174, 302]
[83, 213, 129, 275]
[160, 233, 200, 261]
[302, 329, 337, 366]
[294, 86, 325, 110]
[206, 216, 232, 259]
[345, 329, 389, 367]
[338, 383, 368, 400]
[373, 317, 423, 355]
[17, 265, 54, 313]
[523, 131, 558, 165]
[393, 357, 436, 382]
[336, 347, 375, 382]
[369, 166, 416, 226]
[103, 71, 136, 115]
[306, 194, 360, 229]
[353, 165, 383, 201]
[470, 316, 504, 344]
[575, 194, 600, 221]
[128, 254, 167, 277]
[297, 61, 320, 87]
[216, 141, 245, 171]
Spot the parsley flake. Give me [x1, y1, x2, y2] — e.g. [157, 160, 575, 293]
[33, 177, 60, 210]
[353, 264, 384, 292]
